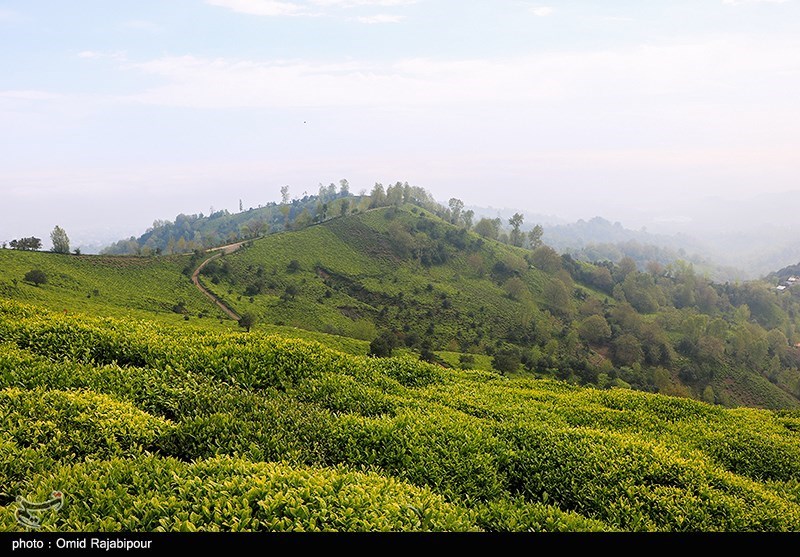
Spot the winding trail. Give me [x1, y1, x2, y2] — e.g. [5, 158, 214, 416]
[191, 241, 247, 322]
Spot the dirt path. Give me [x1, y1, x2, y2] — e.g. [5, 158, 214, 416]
[191, 241, 247, 322]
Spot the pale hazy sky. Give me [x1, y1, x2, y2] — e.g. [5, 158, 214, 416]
[1, 0, 799, 248]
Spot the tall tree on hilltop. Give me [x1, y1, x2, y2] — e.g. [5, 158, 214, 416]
[369, 183, 386, 208]
[509, 213, 524, 247]
[50, 225, 70, 254]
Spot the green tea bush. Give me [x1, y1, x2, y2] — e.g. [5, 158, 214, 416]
[2, 456, 476, 532]
[0, 388, 170, 501]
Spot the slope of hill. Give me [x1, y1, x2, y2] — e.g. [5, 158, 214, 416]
[0, 248, 371, 355]
[193, 205, 800, 410]
[3, 299, 800, 531]
[0, 249, 225, 323]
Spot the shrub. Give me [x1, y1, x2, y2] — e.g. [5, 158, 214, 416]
[24, 269, 47, 287]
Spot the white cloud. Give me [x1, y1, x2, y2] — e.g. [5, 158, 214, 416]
[357, 14, 404, 23]
[205, 0, 310, 17]
[722, 0, 788, 4]
[118, 37, 800, 113]
[123, 20, 163, 33]
[529, 6, 554, 17]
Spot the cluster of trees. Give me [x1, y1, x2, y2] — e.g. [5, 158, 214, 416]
[8, 237, 42, 251]
[103, 180, 360, 256]
[507, 252, 800, 402]
[5, 226, 71, 254]
[352, 207, 800, 405]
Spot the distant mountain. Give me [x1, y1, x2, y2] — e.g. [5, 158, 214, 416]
[645, 190, 800, 279]
[768, 261, 800, 282]
[542, 217, 742, 282]
[464, 209, 742, 282]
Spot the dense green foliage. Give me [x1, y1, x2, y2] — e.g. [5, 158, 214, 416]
[197, 205, 800, 409]
[3, 299, 800, 531]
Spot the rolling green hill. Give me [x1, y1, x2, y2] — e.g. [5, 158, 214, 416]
[0, 249, 224, 324]
[0, 248, 372, 355]
[195, 205, 800, 410]
[3, 299, 800, 531]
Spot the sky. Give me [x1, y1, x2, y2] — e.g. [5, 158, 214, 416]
[1, 0, 799, 249]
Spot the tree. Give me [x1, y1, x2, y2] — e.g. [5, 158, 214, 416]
[578, 314, 612, 345]
[282, 284, 299, 301]
[386, 182, 404, 206]
[459, 353, 475, 370]
[474, 218, 500, 240]
[528, 224, 543, 249]
[492, 346, 521, 375]
[280, 185, 290, 204]
[369, 183, 386, 208]
[238, 312, 257, 332]
[587, 265, 614, 294]
[340, 198, 351, 217]
[530, 246, 562, 273]
[292, 208, 312, 230]
[369, 331, 397, 358]
[339, 179, 350, 195]
[24, 269, 47, 287]
[614, 257, 637, 283]
[462, 209, 474, 230]
[543, 279, 572, 317]
[508, 213, 524, 246]
[245, 218, 265, 239]
[239, 199, 243, 212]
[612, 334, 644, 367]
[10, 237, 42, 251]
[448, 198, 464, 225]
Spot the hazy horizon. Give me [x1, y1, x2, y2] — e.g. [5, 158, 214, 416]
[2, 1, 799, 261]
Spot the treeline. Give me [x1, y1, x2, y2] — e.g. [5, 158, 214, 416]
[101, 179, 444, 256]
[504, 247, 800, 405]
